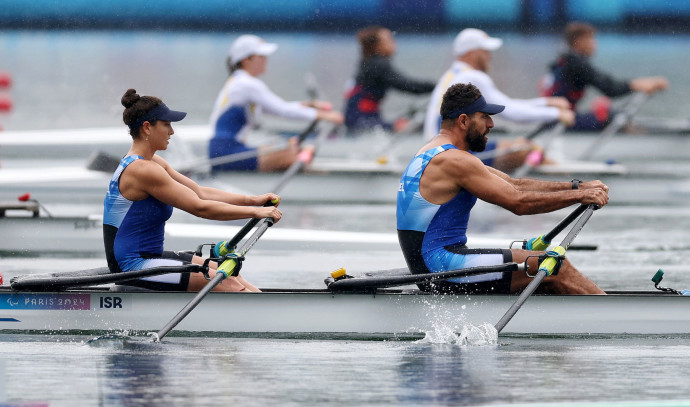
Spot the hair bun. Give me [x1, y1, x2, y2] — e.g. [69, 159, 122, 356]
[121, 88, 140, 109]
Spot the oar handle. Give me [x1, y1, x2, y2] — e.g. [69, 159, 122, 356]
[213, 198, 279, 257]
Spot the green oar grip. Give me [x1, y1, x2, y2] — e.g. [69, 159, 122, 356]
[526, 234, 550, 251]
[538, 246, 566, 276]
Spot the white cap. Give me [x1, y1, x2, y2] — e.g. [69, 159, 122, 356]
[453, 28, 503, 57]
[228, 34, 278, 65]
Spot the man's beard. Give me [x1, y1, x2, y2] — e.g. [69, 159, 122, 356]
[466, 122, 489, 152]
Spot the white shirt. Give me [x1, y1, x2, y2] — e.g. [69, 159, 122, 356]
[209, 69, 317, 142]
[423, 61, 559, 140]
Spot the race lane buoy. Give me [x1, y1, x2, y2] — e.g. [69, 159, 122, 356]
[0, 95, 12, 112]
[0, 72, 11, 89]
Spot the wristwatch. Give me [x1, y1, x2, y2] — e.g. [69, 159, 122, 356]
[571, 179, 581, 190]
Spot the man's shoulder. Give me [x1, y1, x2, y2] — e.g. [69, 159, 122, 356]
[431, 147, 479, 168]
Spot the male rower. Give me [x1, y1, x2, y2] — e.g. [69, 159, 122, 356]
[398, 83, 608, 295]
[423, 28, 575, 172]
[540, 21, 668, 131]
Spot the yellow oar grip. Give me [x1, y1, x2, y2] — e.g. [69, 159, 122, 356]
[217, 258, 238, 279]
[538, 246, 566, 276]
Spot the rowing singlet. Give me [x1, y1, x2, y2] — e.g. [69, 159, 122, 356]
[103, 155, 173, 272]
[397, 144, 504, 284]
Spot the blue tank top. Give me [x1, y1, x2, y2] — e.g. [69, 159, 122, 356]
[396, 144, 477, 258]
[103, 155, 174, 272]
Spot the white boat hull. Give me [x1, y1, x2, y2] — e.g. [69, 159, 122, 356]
[1, 288, 688, 337]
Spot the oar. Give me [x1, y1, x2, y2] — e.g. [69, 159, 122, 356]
[327, 262, 525, 291]
[209, 123, 334, 258]
[375, 97, 431, 164]
[178, 119, 320, 174]
[495, 203, 598, 333]
[269, 121, 339, 191]
[154, 215, 275, 341]
[511, 122, 567, 178]
[578, 91, 649, 160]
[524, 204, 589, 251]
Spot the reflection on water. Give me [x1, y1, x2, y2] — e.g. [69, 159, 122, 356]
[3, 335, 690, 405]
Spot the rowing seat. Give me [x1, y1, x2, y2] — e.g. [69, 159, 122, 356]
[10, 264, 203, 291]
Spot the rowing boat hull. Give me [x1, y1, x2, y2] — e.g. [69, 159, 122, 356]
[1, 288, 688, 336]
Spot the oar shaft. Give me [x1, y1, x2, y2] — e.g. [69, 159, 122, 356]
[511, 122, 566, 178]
[271, 158, 307, 193]
[578, 92, 648, 160]
[216, 121, 321, 252]
[184, 143, 286, 172]
[495, 204, 597, 333]
[495, 269, 546, 332]
[559, 205, 596, 251]
[156, 271, 225, 340]
[543, 204, 588, 243]
[296, 119, 319, 144]
[525, 121, 556, 141]
[156, 219, 274, 341]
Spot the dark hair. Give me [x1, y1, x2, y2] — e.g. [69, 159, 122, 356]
[565, 22, 595, 47]
[226, 56, 243, 75]
[121, 88, 163, 138]
[357, 25, 385, 58]
[439, 83, 482, 124]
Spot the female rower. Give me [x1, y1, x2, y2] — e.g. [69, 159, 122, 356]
[104, 88, 283, 292]
[209, 34, 343, 172]
[344, 26, 435, 135]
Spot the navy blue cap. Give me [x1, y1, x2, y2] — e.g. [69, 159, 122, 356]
[441, 96, 505, 120]
[129, 103, 187, 131]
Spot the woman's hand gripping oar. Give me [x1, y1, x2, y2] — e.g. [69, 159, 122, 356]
[154, 201, 280, 341]
[495, 204, 599, 334]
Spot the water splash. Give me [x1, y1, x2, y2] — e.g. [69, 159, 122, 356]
[412, 296, 498, 345]
[418, 321, 498, 346]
